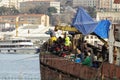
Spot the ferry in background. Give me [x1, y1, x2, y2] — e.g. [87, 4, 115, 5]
[0, 37, 39, 54]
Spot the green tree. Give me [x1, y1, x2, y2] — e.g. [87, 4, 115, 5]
[10, 7, 19, 15]
[47, 7, 57, 16]
[29, 8, 37, 14]
[86, 7, 96, 18]
[0, 6, 7, 15]
[65, 1, 72, 6]
[0, 6, 19, 15]
[29, 6, 48, 14]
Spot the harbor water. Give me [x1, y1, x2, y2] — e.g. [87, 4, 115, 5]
[0, 54, 41, 80]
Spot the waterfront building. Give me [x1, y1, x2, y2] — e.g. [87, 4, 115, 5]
[0, 0, 57, 10]
[72, 0, 99, 8]
[96, 11, 120, 23]
[0, 0, 23, 9]
[0, 14, 51, 44]
[97, 0, 120, 11]
[20, 1, 60, 13]
[0, 14, 49, 27]
[69, 0, 120, 12]
[98, 0, 112, 10]
[0, 22, 15, 32]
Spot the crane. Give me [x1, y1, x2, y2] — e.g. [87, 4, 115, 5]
[15, 16, 28, 37]
[15, 16, 19, 37]
[54, 25, 107, 44]
[54, 23, 120, 64]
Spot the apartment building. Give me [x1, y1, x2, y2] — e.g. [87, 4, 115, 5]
[0, 14, 49, 30]
[20, 1, 60, 13]
[97, 0, 120, 11]
[0, 0, 23, 8]
[112, 0, 120, 11]
[96, 11, 120, 23]
[0, 0, 56, 9]
[72, 0, 99, 8]
[71, 0, 120, 11]
[98, 0, 112, 10]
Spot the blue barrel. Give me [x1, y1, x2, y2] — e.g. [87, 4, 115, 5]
[75, 58, 81, 63]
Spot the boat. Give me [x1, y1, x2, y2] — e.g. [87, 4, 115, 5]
[40, 7, 120, 80]
[0, 37, 39, 54]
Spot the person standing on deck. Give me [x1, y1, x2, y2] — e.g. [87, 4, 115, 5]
[49, 31, 57, 46]
[47, 30, 57, 52]
[101, 43, 109, 61]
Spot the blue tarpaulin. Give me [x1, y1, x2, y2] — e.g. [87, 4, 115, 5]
[72, 7, 111, 38]
[72, 7, 98, 35]
[94, 20, 111, 38]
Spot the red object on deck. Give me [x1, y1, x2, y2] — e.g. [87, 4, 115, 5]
[114, 0, 120, 4]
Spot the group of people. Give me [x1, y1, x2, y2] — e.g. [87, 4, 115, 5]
[42, 31, 109, 68]
[46, 32, 72, 56]
[75, 41, 95, 67]
[75, 40, 109, 68]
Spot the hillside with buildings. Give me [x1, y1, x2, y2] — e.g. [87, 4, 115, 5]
[0, 0, 120, 46]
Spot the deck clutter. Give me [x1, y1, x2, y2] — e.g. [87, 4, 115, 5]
[40, 7, 120, 80]
[40, 33, 111, 80]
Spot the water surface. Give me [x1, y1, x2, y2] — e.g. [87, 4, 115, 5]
[0, 54, 40, 80]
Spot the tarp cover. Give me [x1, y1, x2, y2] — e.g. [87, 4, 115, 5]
[94, 20, 111, 38]
[72, 7, 98, 35]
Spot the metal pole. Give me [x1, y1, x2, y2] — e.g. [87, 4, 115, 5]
[16, 16, 19, 37]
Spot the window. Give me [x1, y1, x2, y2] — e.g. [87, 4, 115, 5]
[91, 36, 93, 39]
[86, 36, 89, 39]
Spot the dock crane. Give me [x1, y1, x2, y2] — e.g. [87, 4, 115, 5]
[54, 24, 108, 58]
[15, 16, 19, 37]
[54, 25, 108, 44]
[15, 16, 28, 37]
[54, 23, 120, 64]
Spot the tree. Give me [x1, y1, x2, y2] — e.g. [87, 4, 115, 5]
[29, 5, 48, 14]
[48, 7, 57, 13]
[10, 7, 19, 15]
[0, 6, 19, 15]
[29, 8, 37, 14]
[0, 6, 7, 15]
[65, 1, 72, 6]
[47, 7, 57, 16]
[86, 7, 96, 18]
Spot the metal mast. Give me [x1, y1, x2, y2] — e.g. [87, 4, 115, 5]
[16, 16, 19, 37]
